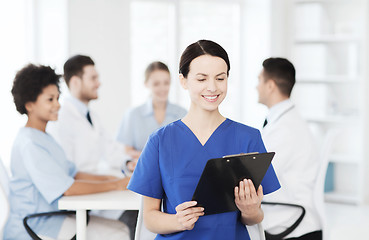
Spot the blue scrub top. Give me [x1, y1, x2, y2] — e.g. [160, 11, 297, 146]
[4, 127, 77, 240]
[128, 119, 280, 240]
[116, 99, 187, 151]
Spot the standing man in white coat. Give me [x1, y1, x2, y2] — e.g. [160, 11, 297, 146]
[47, 55, 130, 173]
[257, 58, 322, 240]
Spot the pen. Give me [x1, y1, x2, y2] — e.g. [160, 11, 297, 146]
[121, 168, 127, 177]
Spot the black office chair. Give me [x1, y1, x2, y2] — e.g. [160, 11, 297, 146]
[262, 201, 306, 240]
[23, 210, 90, 240]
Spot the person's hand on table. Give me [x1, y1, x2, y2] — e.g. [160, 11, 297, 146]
[115, 177, 131, 190]
[104, 175, 119, 181]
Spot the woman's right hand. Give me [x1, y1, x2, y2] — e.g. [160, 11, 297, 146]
[126, 160, 137, 172]
[175, 201, 204, 231]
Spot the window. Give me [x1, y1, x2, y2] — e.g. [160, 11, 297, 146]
[0, 0, 30, 170]
[130, 1, 176, 106]
[0, 0, 68, 171]
[130, 0, 271, 125]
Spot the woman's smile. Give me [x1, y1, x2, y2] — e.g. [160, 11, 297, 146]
[202, 94, 220, 102]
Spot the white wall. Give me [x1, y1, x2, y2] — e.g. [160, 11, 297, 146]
[269, 0, 290, 57]
[363, 1, 369, 204]
[0, 0, 69, 171]
[241, 0, 271, 128]
[67, 0, 131, 135]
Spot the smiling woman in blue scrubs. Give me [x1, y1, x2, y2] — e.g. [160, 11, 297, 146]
[128, 40, 281, 240]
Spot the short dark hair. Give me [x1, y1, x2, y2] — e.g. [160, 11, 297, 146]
[63, 55, 95, 86]
[262, 57, 296, 97]
[145, 61, 170, 83]
[11, 64, 60, 115]
[179, 40, 230, 78]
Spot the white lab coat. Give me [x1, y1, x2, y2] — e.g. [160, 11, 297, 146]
[261, 99, 321, 238]
[47, 97, 129, 174]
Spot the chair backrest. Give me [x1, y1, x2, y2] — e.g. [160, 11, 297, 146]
[0, 157, 10, 238]
[134, 197, 157, 240]
[246, 223, 266, 240]
[313, 129, 338, 240]
[134, 196, 265, 240]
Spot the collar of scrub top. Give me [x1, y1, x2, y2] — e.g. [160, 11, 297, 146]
[67, 95, 90, 120]
[141, 98, 177, 117]
[266, 99, 295, 125]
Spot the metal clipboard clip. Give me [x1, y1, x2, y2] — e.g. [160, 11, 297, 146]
[222, 152, 259, 158]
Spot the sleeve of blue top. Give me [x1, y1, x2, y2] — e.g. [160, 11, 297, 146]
[127, 134, 164, 199]
[66, 158, 78, 177]
[252, 130, 281, 195]
[22, 142, 75, 204]
[116, 110, 134, 145]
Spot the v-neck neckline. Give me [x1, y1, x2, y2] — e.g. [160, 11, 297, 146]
[178, 118, 230, 147]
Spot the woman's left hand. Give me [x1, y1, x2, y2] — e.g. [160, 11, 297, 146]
[234, 179, 263, 219]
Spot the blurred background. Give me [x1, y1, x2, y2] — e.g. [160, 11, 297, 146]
[0, 0, 368, 239]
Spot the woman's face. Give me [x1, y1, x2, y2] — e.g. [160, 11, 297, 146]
[26, 84, 60, 122]
[145, 70, 171, 103]
[180, 55, 228, 112]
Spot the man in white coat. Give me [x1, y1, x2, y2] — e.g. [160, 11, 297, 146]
[47, 55, 137, 240]
[257, 58, 322, 240]
[47, 55, 129, 173]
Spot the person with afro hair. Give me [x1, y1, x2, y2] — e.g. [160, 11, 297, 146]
[4, 64, 130, 240]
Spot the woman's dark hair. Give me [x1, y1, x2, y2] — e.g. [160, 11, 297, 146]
[63, 55, 95, 86]
[262, 57, 296, 97]
[179, 40, 230, 78]
[11, 64, 60, 115]
[145, 61, 170, 83]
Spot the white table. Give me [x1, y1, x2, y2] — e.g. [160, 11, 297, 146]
[58, 190, 140, 240]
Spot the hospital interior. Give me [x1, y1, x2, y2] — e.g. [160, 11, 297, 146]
[0, 0, 369, 239]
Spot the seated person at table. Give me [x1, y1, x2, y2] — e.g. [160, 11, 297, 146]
[116, 61, 186, 170]
[47, 55, 130, 174]
[3, 64, 130, 240]
[117, 62, 186, 240]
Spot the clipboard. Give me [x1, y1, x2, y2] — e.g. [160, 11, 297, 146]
[191, 152, 275, 215]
